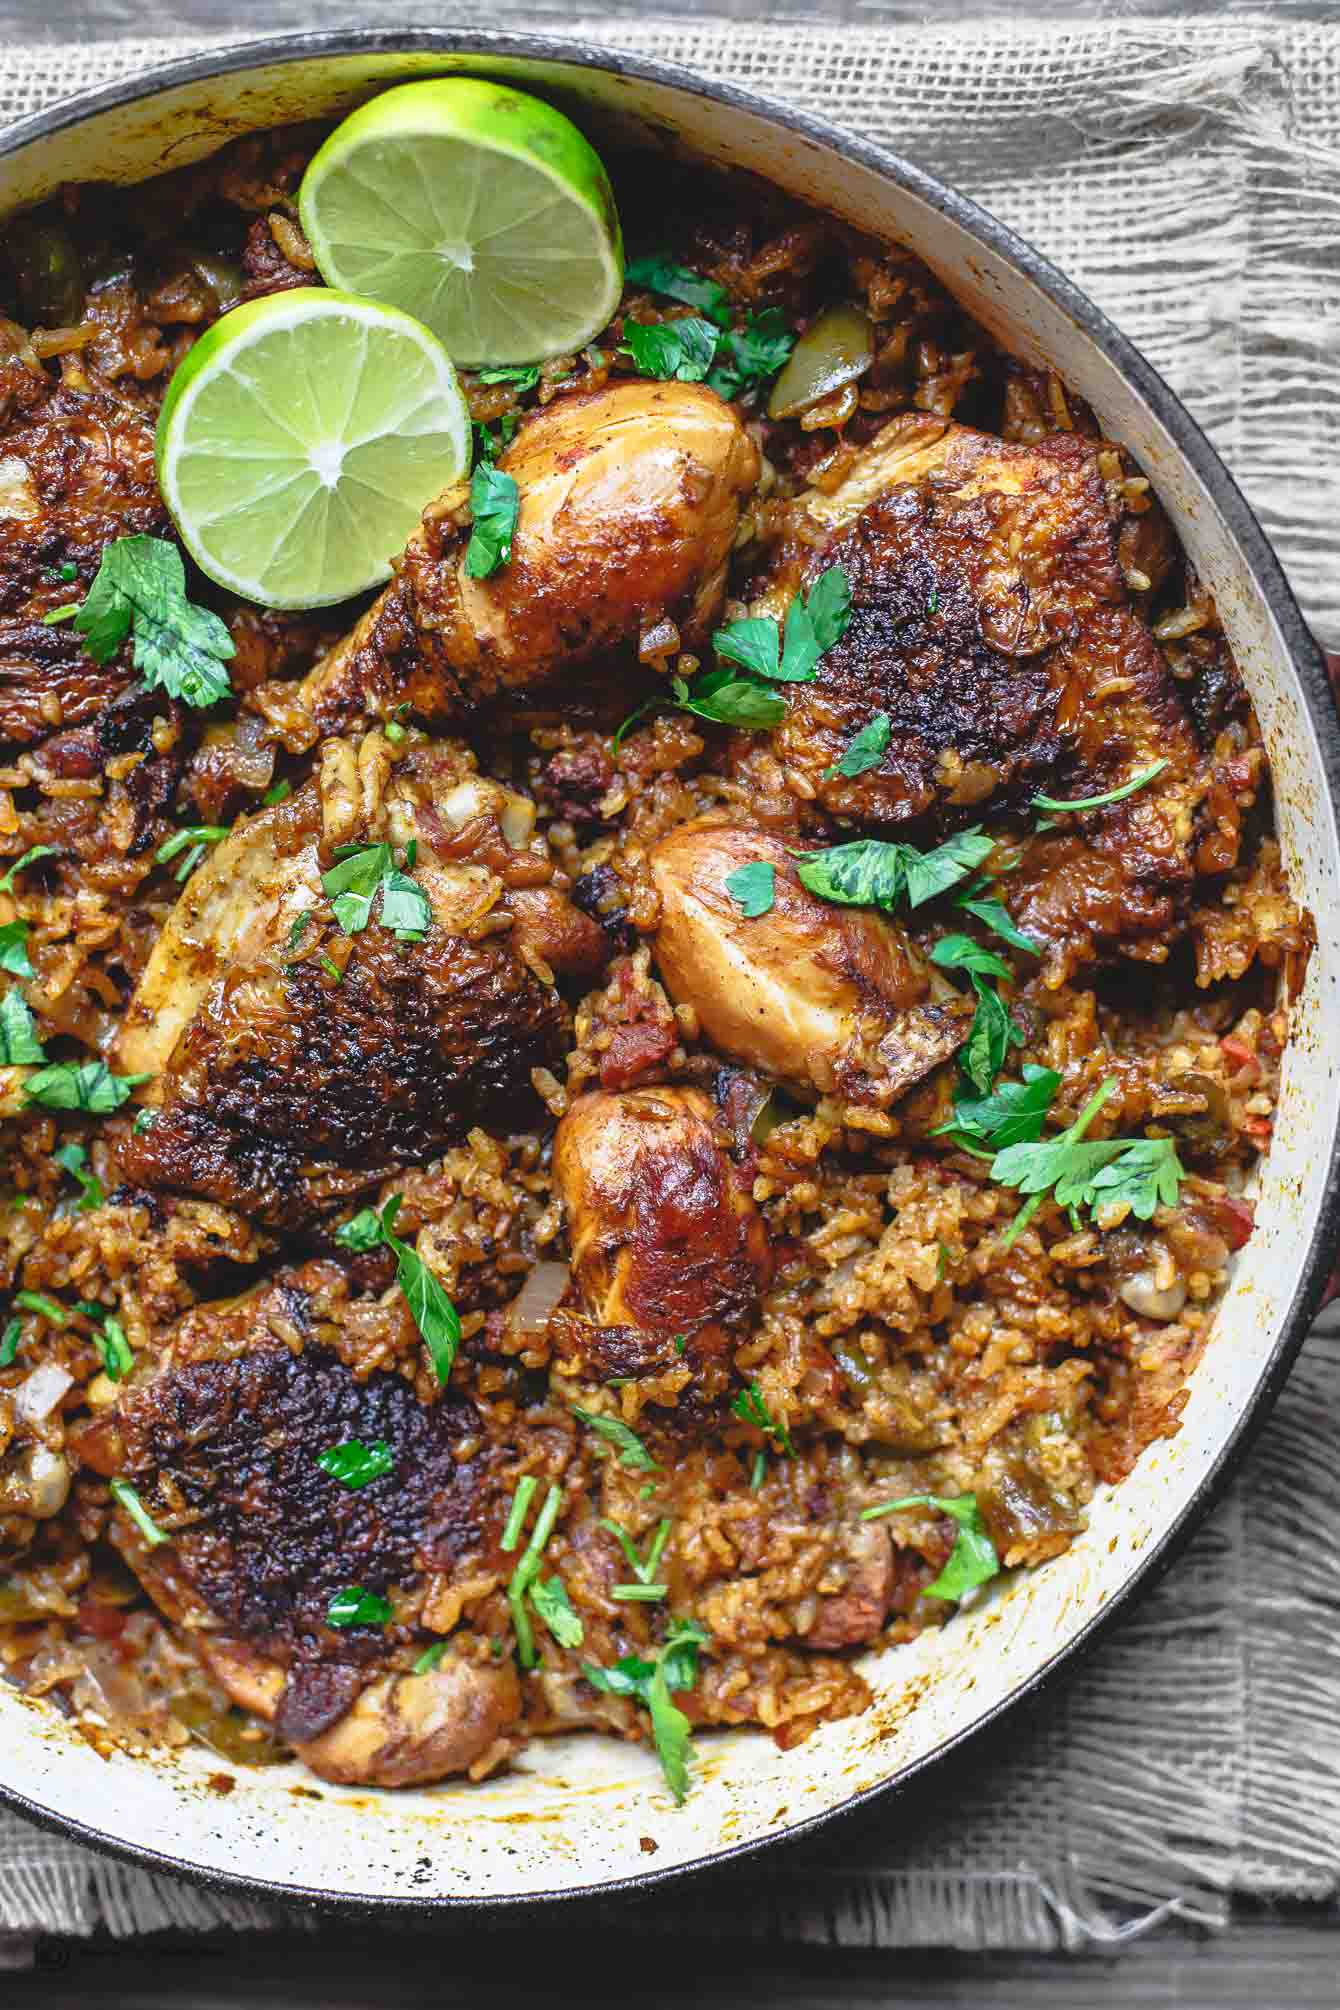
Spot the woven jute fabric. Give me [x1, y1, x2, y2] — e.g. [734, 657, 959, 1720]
[0, 14, 1338, 1960]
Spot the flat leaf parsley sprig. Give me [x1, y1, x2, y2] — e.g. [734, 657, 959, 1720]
[334, 1194, 461, 1383]
[44, 535, 234, 709]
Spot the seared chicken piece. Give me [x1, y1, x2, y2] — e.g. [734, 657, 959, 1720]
[298, 380, 759, 738]
[553, 1085, 771, 1374]
[0, 376, 169, 744]
[117, 734, 605, 1226]
[759, 416, 1219, 970]
[649, 824, 971, 1107]
[74, 1278, 522, 1786]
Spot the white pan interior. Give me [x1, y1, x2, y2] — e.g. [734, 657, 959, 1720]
[0, 41, 1335, 1907]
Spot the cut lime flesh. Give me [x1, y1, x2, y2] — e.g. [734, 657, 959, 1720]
[156, 289, 470, 610]
[299, 79, 624, 366]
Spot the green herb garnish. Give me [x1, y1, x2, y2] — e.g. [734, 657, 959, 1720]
[860, 1493, 999, 1602]
[824, 711, 891, 780]
[110, 1477, 169, 1548]
[332, 1195, 461, 1384]
[582, 1616, 709, 1804]
[572, 1405, 660, 1473]
[730, 1381, 793, 1455]
[464, 462, 520, 579]
[52, 536, 233, 709]
[326, 1585, 394, 1629]
[14, 1290, 66, 1325]
[413, 1640, 449, 1674]
[477, 364, 542, 391]
[501, 1475, 539, 1552]
[793, 828, 994, 917]
[262, 780, 291, 806]
[714, 566, 851, 686]
[317, 1437, 394, 1490]
[472, 414, 519, 465]
[91, 1313, 133, 1382]
[321, 845, 430, 939]
[625, 255, 731, 329]
[0, 847, 57, 895]
[0, 921, 33, 979]
[991, 1077, 1185, 1247]
[508, 1481, 563, 1668]
[54, 1142, 104, 1211]
[1032, 760, 1169, 817]
[930, 933, 1024, 1097]
[600, 1514, 672, 1601]
[707, 309, 795, 399]
[622, 315, 719, 383]
[530, 1574, 585, 1647]
[25, 1062, 150, 1113]
[725, 860, 775, 918]
[0, 1318, 20, 1367]
[0, 991, 45, 1066]
[934, 1064, 1062, 1152]
[156, 824, 230, 884]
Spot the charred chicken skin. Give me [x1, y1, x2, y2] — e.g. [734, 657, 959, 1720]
[758, 414, 1234, 972]
[75, 1275, 522, 1785]
[117, 737, 603, 1227]
[300, 379, 760, 738]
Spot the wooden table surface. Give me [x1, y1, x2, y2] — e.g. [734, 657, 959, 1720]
[3, 0, 1335, 2000]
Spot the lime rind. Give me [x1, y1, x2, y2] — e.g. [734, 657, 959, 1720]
[156, 289, 470, 610]
[299, 79, 624, 366]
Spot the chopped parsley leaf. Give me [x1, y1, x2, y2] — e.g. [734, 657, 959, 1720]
[860, 1493, 999, 1602]
[706, 308, 795, 399]
[934, 1064, 1062, 1153]
[793, 828, 994, 915]
[0, 921, 33, 979]
[156, 824, 229, 884]
[54, 1141, 104, 1211]
[582, 1616, 709, 1804]
[990, 1076, 1186, 1247]
[61, 536, 234, 709]
[464, 462, 520, 579]
[0, 1318, 20, 1367]
[725, 860, 775, 917]
[262, 780, 291, 806]
[625, 254, 732, 329]
[824, 711, 891, 780]
[413, 1640, 449, 1674]
[25, 1061, 150, 1114]
[320, 845, 430, 939]
[530, 1574, 585, 1648]
[477, 364, 542, 391]
[473, 414, 519, 464]
[317, 1437, 394, 1490]
[332, 1196, 461, 1384]
[326, 1585, 393, 1629]
[713, 565, 852, 686]
[572, 1405, 660, 1473]
[622, 315, 719, 384]
[0, 991, 45, 1066]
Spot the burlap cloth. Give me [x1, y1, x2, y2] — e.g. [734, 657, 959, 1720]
[0, 13, 1338, 1963]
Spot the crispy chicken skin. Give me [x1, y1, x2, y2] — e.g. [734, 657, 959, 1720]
[117, 739, 600, 1226]
[649, 823, 971, 1106]
[74, 1282, 522, 1785]
[759, 416, 1222, 970]
[300, 380, 759, 736]
[553, 1085, 772, 1371]
[0, 377, 169, 744]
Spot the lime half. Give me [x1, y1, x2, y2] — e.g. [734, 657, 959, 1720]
[298, 78, 624, 366]
[156, 288, 470, 610]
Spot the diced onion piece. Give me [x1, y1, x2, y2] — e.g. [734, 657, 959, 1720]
[14, 1362, 74, 1424]
[506, 1261, 570, 1339]
[768, 305, 874, 420]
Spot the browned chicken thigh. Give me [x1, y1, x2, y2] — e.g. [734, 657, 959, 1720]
[757, 414, 1236, 974]
[294, 379, 760, 740]
[0, 372, 169, 744]
[117, 734, 604, 1226]
[74, 1272, 522, 1785]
